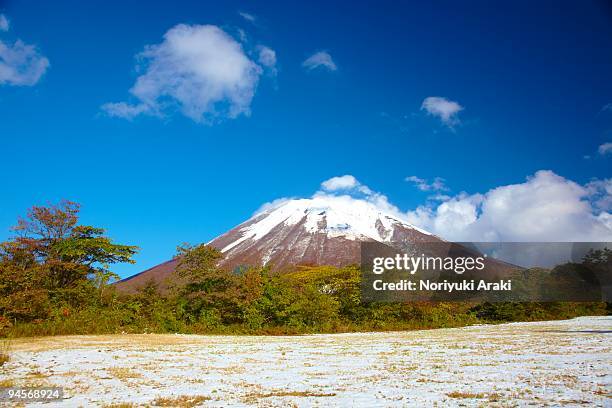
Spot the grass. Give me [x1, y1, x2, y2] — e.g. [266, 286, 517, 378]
[0, 340, 10, 366]
[107, 367, 142, 380]
[0, 378, 15, 387]
[27, 370, 49, 379]
[446, 391, 504, 402]
[242, 390, 337, 404]
[250, 390, 337, 398]
[151, 395, 211, 407]
[446, 391, 486, 399]
[487, 393, 503, 402]
[265, 391, 336, 397]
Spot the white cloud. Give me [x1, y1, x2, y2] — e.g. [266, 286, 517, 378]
[99, 102, 150, 120]
[260, 175, 406, 227]
[237, 28, 248, 43]
[254, 197, 294, 215]
[0, 14, 49, 87]
[238, 11, 256, 23]
[421, 96, 463, 128]
[0, 39, 49, 86]
[601, 103, 612, 113]
[321, 175, 359, 191]
[315, 178, 406, 223]
[0, 14, 9, 32]
[257, 45, 277, 75]
[302, 51, 337, 71]
[586, 178, 612, 212]
[259, 171, 612, 243]
[598, 142, 612, 155]
[407, 193, 484, 240]
[102, 24, 263, 123]
[255, 176, 403, 221]
[320, 175, 373, 195]
[407, 170, 612, 242]
[428, 194, 452, 201]
[405, 176, 449, 192]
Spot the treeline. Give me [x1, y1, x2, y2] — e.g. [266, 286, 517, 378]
[0, 202, 607, 338]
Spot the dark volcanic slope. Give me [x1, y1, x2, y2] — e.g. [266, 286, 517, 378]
[116, 258, 179, 292]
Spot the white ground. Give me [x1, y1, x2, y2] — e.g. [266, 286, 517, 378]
[1, 316, 610, 407]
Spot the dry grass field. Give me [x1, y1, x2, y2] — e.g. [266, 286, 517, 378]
[0, 316, 610, 407]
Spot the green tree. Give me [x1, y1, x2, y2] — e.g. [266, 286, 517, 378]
[0, 201, 138, 322]
[172, 243, 241, 326]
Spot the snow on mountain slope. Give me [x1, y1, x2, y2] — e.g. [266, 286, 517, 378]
[217, 195, 431, 253]
[207, 195, 437, 270]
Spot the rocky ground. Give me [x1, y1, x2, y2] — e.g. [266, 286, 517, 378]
[0, 316, 610, 407]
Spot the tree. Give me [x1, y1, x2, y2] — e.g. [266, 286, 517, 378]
[582, 247, 611, 266]
[172, 243, 242, 325]
[0, 201, 138, 321]
[11, 201, 137, 286]
[173, 243, 224, 289]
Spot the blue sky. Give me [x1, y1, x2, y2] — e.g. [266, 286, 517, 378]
[1, 0, 611, 278]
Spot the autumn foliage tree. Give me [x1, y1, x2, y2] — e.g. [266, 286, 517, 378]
[0, 201, 138, 323]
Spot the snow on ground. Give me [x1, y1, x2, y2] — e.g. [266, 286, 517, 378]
[0, 316, 610, 407]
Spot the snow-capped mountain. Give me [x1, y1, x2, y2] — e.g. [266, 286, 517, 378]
[116, 195, 442, 292]
[209, 195, 436, 269]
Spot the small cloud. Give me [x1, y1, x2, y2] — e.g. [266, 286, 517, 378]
[0, 14, 9, 32]
[302, 51, 337, 71]
[598, 142, 612, 155]
[100, 102, 151, 120]
[238, 11, 256, 23]
[428, 194, 451, 201]
[321, 175, 360, 191]
[320, 175, 372, 195]
[405, 176, 449, 192]
[237, 28, 248, 43]
[0, 39, 50, 86]
[0, 14, 49, 87]
[257, 45, 277, 75]
[601, 103, 612, 113]
[101, 24, 264, 123]
[254, 197, 293, 215]
[421, 96, 463, 129]
[583, 155, 591, 160]
[586, 178, 612, 211]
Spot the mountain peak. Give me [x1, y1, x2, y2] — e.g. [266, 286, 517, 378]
[206, 195, 434, 270]
[116, 195, 439, 292]
[224, 196, 430, 252]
